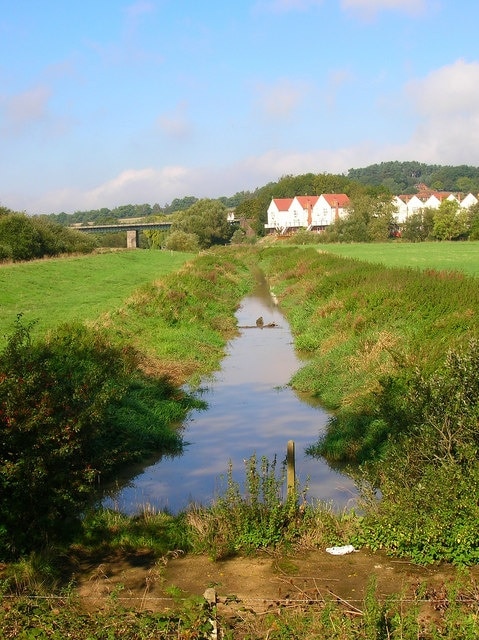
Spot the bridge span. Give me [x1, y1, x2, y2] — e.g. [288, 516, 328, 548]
[74, 218, 240, 248]
[74, 221, 173, 248]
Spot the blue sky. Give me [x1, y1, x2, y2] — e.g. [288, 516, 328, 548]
[1, 0, 478, 214]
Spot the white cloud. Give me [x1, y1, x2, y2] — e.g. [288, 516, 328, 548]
[254, 0, 323, 13]
[24, 166, 191, 214]
[398, 59, 479, 165]
[408, 59, 479, 116]
[14, 59, 479, 215]
[341, 0, 428, 19]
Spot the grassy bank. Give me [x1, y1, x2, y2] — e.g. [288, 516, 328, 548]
[258, 245, 479, 566]
[0, 249, 192, 346]
[91, 246, 258, 384]
[315, 240, 479, 277]
[3, 244, 479, 636]
[259, 246, 479, 454]
[0, 247, 258, 557]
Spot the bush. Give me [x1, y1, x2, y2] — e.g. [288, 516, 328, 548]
[164, 230, 199, 252]
[0, 213, 96, 262]
[0, 214, 43, 261]
[0, 318, 135, 556]
[357, 340, 479, 564]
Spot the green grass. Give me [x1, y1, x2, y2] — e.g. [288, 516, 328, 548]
[316, 241, 479, 277]
[0, 250, 192, 345]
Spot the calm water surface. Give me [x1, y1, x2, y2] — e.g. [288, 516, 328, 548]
[103, 278, 357, 513]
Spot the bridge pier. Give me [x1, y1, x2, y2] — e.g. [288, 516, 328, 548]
[126, 230, 139, 248]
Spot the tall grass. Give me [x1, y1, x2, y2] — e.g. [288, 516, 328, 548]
[99, 246, 258, 384]
[259, 246, 479, 460]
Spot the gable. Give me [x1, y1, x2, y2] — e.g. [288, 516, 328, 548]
[272, 198, 294, 211]
[294, 195, 319, 209]
[321, 194, 350, 207]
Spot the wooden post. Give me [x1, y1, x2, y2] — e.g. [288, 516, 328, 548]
[287, 440, 296, 501]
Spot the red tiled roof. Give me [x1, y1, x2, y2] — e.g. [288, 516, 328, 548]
[272, 198, 294, 211]
[295, 195, 319, 208]
[321, 193, 350, 207]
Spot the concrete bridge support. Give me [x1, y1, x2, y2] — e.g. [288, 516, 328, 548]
[126, 230, 139, 248]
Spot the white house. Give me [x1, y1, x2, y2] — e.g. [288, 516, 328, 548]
[289, 195, 320, 228]
[316, 194, 350, 227]
[265, 194, 350, 233]
[393, 191, 478, 224]
[265, 197, 294, 233]
[266, 190, 478, 234]
[459, 193, 478, 208]
[392, 194, 425, 223]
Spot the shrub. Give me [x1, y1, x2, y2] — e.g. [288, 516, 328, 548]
[357, 340, 479, 564]
[0, 317, 134, 556]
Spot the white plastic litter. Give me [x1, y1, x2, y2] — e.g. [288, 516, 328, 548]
[325, 544, 356, 555]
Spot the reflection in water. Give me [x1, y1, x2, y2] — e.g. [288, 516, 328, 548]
[102, 276, 357, 514]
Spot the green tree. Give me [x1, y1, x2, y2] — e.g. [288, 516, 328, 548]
[401, 212, 428, 242]
[164, 229, 199, 252]
[432, 199, 468, 240]
[170, 199, 234, 249]
[0, 213, 43, 261]
[456, 176, 475, 194]
[143, 229, 168, 249]
[468, 202, 479, 240]
[166, 196, 198, 213]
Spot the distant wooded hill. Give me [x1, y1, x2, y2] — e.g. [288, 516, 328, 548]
[45, 161, 479, 230]
[347, 161, 479, 195]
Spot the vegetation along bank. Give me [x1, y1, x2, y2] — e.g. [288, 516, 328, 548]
[259, 245, 479, 564]
[2, 243, 479, 637]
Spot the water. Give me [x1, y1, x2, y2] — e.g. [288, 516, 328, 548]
[102, 278, 357, 513]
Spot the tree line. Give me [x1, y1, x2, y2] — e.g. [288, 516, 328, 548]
[43, 160, 479, 234]
[3, 161, 479, 263]
[0, 207, 97, 262]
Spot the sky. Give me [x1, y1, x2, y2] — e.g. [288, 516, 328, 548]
[1, 0, 479, 215]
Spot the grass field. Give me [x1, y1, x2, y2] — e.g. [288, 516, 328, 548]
[0, 250, 192, 345]
[316, 241, 479, 277]
[2, 242, 478, 348]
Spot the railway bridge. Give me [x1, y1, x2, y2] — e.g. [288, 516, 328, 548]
[75, 218, 240, 248]
[74, 221, 173, 248]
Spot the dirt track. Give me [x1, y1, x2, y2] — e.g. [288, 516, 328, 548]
[74, 546, 473, 625]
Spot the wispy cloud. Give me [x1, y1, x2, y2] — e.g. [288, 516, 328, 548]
[325, 68, 353, 109]
[341, 0, 429, 19]
[124, 0, 156, 21]
[253, 77, 310, 120]
[157, 102, 194, 140]
[88, 0, 161, 66]
[1, 85, 51, 136]
[254, 0, 323, 13]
